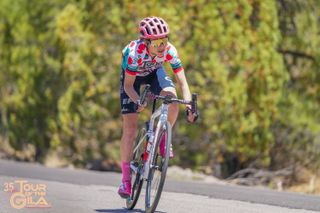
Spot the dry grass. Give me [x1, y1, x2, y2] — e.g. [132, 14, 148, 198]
[287, 183, 320, 195]
[286, 167, 320, 195]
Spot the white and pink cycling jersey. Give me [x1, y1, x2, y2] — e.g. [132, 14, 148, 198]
[121, 39, 183, 77]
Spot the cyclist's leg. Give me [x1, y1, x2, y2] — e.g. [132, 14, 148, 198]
[119, 69, 141, 198]
[150, 67, 177, 157]
[118, 114, 138, 198]
[120, 114, 138, 164]
[150, 66, 178, 126]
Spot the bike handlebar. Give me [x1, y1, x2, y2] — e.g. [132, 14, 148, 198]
[140, 84, 198, 114]
[154, 95, 192, 105]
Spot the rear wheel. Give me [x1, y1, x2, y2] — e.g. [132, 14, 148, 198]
[145, 121, 171, 213]
[126, 127, 146, 209]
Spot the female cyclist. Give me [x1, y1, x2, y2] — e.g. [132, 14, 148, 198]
[118, 16, 197, 198]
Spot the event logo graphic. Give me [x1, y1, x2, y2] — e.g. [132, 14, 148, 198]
[3, 180, 51, 209]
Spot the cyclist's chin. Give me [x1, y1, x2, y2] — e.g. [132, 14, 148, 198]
[157, 52, 165, 57]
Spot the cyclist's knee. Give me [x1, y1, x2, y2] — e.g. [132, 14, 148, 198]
[160, 89, 179, 114]
[160, 88, 177, 98]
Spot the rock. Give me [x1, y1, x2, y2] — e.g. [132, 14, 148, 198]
[43, 150, 69, 168]
[167, 166, 224, 184]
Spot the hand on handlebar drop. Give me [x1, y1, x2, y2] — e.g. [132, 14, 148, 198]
[136, 100, 147, 113]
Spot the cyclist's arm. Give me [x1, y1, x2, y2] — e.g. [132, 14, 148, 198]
[124, 72, 140, 104]
[167, 44, 191, 100]
[174, 69, 197, 122]
[174, 69, 191, 102]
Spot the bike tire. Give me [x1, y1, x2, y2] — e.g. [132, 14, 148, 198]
[126, 127, 146, 210]
[145, 121, 171, 213]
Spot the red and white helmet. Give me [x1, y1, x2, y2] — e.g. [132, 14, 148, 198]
[139, 17, 169, 39]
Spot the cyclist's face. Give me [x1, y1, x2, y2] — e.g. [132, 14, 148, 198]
[147, 37, 168, 57]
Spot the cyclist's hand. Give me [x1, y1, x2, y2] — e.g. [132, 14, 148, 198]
[136, 100, 147, 112]
[137, 104, 147, 112]
[185, 106, 198, 123]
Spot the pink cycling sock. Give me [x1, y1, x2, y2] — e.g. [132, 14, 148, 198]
[159, 132, 167, 154]
[160, 132, 173, 157]
[121, 161, 131, 182]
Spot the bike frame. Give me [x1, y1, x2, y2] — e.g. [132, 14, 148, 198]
[143, 102, 169, 180]
[130, 103, 169, 181]
[130, 84, 197, 179]
[127, 86, 198, 212]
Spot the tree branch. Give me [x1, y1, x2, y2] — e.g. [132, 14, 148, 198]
[277, 48, 315, 61]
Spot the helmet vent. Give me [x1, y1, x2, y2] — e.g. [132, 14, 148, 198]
[152, 28, 157, 34]
[163, 27, 167, 33]
[146, 27, 151, 35]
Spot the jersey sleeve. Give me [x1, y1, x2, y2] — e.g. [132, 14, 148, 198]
[166, 44, 183, 74]
[122, 41, 139, 76]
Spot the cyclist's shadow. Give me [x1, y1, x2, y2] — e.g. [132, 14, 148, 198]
[95, 208, 166, 213]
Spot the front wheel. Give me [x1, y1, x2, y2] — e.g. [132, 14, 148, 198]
[145, 121, 171, 213]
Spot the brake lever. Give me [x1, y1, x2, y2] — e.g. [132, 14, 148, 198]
[186, 93, 199, 123]
[140, 84, 150, 105]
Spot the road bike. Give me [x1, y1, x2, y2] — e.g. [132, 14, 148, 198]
[125, 84, 198, 213]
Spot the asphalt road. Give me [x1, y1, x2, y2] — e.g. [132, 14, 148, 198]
[0, 159, 319, 213]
